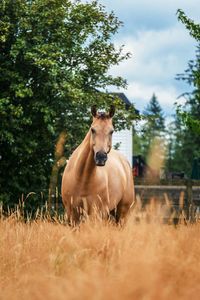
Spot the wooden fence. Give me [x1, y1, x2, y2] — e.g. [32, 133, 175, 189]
[47, 179, 200, 220]
[134, 179, 200, 221]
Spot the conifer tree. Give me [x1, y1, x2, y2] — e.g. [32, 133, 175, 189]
[139, 94, 165, 160]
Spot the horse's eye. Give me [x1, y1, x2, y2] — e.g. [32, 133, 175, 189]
[110, 130, 114, 135]
[91, 128, 96, 134]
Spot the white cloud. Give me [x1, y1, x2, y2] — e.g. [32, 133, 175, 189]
[91, 0, 198, 115]
[111, 25, 196, 85]
[112, 81, 180, 114]
[125, 81, 180, 113]
[107, 24, 195, 114]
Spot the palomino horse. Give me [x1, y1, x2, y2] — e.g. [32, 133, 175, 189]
[61, 106, 135, 224]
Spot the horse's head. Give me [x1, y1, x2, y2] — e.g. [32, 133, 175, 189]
[90, 105, 115, 166]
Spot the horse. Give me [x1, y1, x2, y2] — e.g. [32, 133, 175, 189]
[61, 106, 135, 224]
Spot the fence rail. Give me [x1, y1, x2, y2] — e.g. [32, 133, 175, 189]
[135, 180, 200, 202]
[134, 179, 200, 221]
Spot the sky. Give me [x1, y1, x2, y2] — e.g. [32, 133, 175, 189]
[98, 0, 200, 117]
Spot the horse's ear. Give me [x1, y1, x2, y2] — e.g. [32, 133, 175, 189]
[109, 105, 115, 118]
[91, 105, 97, 117]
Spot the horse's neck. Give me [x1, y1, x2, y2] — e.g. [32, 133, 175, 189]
[75, 131, 95, 178]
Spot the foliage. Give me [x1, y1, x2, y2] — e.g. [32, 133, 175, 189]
[0, 0, 136, 206]
[133, 94, 165, 161]
[177, 9, 200, 41]
[143, 93, 165, 134]
[173, 9, 200, 175]
[163, 115, 199, 177]
[176, 9, 200, 134]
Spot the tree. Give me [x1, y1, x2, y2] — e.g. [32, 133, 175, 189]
[134, 94, 165, 160]
[165, 113, 199, 177]
[176, 9, 200, 134]
[0, 0, 136, 206]
[173, 9, 200, 176]
[143, 93, 165, 132]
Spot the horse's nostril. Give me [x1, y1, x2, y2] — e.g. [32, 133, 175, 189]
[96, 151, 107, 160]
[95, 151, 108, 166]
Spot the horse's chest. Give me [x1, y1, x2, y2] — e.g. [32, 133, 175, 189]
[66, 174, 107, 200]
[78, 177, 106, 197]
[64, 168, 122, 207]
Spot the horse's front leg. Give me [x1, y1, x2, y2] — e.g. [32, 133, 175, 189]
[115, 201, 132, 224]
[64, 199, 82, 226]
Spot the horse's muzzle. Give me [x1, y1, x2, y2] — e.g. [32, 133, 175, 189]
[95, 151, 107, 166]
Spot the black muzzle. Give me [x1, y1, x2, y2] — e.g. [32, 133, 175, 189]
[95, 151, 107, 166]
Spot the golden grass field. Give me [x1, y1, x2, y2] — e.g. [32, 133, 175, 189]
[1, 207, 200, 300]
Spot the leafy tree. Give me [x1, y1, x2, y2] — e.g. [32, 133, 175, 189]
[0, 0, 136, 206]
[173, 9, 200, 175]
[176, 9, 200, 134]
[165, 114, 199, 177]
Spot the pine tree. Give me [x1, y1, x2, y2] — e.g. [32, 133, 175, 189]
[137, 94, 166, 160]
[143, 93, 165, 135]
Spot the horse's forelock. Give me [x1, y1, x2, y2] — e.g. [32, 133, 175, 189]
[96, 112, 109, 120]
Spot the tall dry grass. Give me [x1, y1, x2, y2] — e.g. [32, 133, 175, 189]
[1, 207, 200, 300]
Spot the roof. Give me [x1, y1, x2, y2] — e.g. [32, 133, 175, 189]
[94, 89, 139, 114]
[112, 92, 139, 115]
[112, 92, 132, 107]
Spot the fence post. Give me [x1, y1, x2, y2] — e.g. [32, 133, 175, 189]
[186, 179, 194, 222]
[48, 188, 51, 214]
